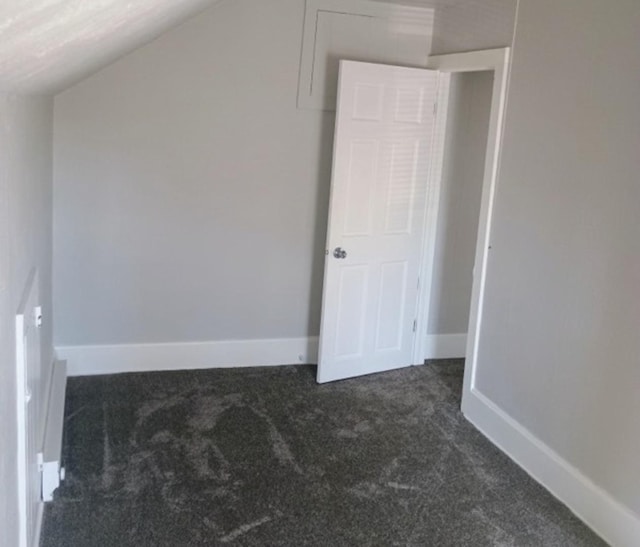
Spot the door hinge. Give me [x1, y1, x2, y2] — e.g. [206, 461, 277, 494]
[35, 306, 43, 327]
[417, 277, 420, 290]
[433, 101, 438, 116]
[413, 319, 417, 333]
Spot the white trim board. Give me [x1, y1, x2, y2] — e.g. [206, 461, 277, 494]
[414, 48, 510, 369]
[424, 47, 511, 402]
[464, 388, 640, 547]
[424, 333, 466, 360]
[412, 72, 451, 365]
[57, 337, 319, 377]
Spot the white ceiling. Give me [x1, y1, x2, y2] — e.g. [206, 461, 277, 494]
[0, 0, 223, 94]
[0, 0, 478, 95]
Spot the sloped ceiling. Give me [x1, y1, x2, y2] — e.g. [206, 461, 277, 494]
[0, 0, 223, 94]
[0, 0, 506, 95]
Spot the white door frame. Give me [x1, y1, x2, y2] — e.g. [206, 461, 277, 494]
[412, 48, 511, 407]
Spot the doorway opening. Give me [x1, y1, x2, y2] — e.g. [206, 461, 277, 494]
[418, 48, 511, 413]
[423, 69, 495, 393]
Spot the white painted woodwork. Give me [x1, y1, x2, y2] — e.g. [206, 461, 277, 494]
[57, 337, 319, 377]
[298, 0, 434, 111]
[412, 71, 451, 364]
[465, 386, 640, 547]
[318, 60, 439, 384]
[15, 270, 42, 547]
[425, 48, 510, 396]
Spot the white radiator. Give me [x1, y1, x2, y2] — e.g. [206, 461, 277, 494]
[15, 270, 43, 547]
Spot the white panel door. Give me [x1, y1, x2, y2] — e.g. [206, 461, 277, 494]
[317, 61, 439, 383]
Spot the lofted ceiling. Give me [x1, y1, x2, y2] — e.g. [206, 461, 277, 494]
[0, 0, 495, 95]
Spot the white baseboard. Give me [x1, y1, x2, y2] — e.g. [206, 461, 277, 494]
[463, 388, 640, 547]
[57, 337, 319, 377]
[424, 333, 467, 359]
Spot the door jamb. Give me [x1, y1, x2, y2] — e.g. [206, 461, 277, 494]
[412, 48, 511, 410]
[411, 70, 451, 366]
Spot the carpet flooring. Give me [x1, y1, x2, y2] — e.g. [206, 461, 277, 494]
[42, 361, 605, 546]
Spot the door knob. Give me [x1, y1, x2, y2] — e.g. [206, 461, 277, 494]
[333, 247, 347, 259]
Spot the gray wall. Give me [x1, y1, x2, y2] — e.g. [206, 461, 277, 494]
[53, 0, 334, 346]
[52, 0, 515, 350]
[477, 0, 640, 515]
[0, 93, 54, 547]
[49, 0, 640, 525]
[428, 70, 493, 335]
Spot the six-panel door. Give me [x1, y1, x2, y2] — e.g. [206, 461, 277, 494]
[317, 61, 439, 383]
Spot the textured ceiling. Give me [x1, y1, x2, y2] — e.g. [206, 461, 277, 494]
[0, 0, 222, 94]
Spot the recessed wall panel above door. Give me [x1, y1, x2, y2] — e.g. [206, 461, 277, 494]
[298, 0, 434, 111]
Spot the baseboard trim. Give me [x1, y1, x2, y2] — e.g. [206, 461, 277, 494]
[463, 388, 640, 547]
[424, 333, 467, 359]
[57, 337, 319, 377]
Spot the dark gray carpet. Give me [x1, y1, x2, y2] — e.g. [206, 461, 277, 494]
[42, 361, 605, 546]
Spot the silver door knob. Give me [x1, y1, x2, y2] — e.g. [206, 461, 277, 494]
[333, 247, 347, 259]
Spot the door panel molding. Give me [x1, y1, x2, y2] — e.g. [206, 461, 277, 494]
[318, 60, 439, 383]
